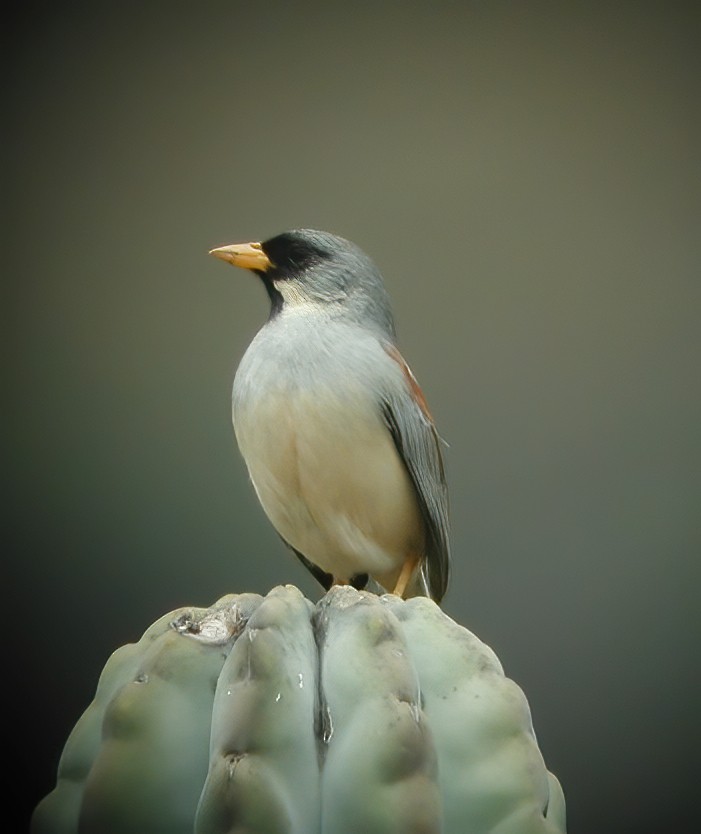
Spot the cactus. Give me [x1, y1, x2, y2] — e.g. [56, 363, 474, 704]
[32, 585, 566, 834]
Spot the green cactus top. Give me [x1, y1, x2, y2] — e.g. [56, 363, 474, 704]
[32, 585, 566, 834]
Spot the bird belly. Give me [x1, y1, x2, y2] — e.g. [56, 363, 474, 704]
[234, 388, 423, 586]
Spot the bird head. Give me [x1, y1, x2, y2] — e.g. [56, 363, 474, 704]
[210, 228, 396, 336]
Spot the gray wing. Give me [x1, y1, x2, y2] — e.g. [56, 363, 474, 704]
[381, 348, 451, 602]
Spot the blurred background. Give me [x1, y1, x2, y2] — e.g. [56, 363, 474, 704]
[6, 2, 699, 832]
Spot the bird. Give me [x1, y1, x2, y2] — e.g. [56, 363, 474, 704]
[209, 229, 450, 602]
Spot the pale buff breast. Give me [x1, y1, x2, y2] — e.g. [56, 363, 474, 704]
[233, 384, 424, 586]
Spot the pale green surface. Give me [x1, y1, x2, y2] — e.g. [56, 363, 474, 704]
[33, 586, 566, 834]
[32, 598, 256, 834]
[384, 596, 565, 833]
[319, 591, 441, 834]
[31, 609, 181, 834]
[196, 586, 320, 834]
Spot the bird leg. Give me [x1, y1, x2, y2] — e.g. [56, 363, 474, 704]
[392, 554, 420, 598]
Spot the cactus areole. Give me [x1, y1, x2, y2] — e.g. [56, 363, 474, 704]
[32, 585, 566, 834]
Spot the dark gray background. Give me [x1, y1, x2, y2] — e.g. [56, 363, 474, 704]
[7, 2, 699, 832]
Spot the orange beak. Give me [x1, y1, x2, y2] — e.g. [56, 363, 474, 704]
[209, 241, 272, 271]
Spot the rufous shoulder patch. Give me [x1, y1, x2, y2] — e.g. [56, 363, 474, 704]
[384, 344, 435, 424]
